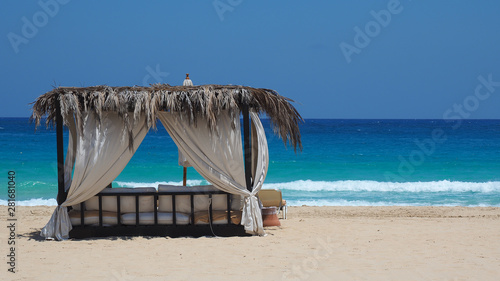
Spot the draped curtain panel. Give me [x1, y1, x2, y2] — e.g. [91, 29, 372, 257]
[158, 110, 268, 235]
[63, 114, 77, 191]
[178, 150, 190, 167]
[40, 112, 149, 240]
[247, 111, 269, 233]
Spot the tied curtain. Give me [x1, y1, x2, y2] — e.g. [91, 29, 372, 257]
[159, 110, 268, 235]
[41, 112, 149, 240]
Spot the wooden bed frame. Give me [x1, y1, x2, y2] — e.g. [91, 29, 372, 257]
[69, 187, 249, 238]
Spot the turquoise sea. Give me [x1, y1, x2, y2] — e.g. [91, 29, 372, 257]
[1, 118, 500, 207]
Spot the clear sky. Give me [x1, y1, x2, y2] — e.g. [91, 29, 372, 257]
[2, 0, 500, 119]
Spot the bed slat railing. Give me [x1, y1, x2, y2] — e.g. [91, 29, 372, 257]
[172, 194, 177, 226]
[79, 202, 85, 226]
[226, 194, 231, 225]
[135, 195, 139, 226]
[190, 194, 194, 225]
[116, 195, 121, 225]
[208, 194, 213, 225]
[154, 194, 158, 225]
[98, 194, 103, 227]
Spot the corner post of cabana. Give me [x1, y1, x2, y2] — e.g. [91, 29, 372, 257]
[242, 103, 252, 192]
[55, 95, 67, 205]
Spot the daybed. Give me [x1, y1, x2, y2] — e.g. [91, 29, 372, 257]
[68, 185, 245, 238]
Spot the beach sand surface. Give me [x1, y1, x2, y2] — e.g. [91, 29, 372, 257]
[1, 206, 499, 280]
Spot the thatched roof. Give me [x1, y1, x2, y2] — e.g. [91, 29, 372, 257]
[31, 84, 303, 151]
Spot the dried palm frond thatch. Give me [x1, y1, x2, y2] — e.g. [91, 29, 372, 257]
[31, 84, 303, 151]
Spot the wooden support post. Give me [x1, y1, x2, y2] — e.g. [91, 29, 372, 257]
[242, 104, 252, 192]
[56, 98, 67, 205]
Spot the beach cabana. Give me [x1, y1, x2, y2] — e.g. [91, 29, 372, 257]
[32, 82, 302, 240]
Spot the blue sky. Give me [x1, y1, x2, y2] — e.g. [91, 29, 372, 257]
[2, 0, 500, 118]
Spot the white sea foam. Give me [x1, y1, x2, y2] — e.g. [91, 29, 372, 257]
[288, 199, 426, 207]
[3, 180, 499, 207]
[116, 180, 500, 193]
[0, 198, 57, 206]
[114, 179, 206, 188]
[263, 180, 500, 193]
[2, 198, 498, 207]
[288, 199, 500, 207]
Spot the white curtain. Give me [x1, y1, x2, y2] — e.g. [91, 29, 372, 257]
[178, 151, 190, 167]
[41, 112, 149, 240]
[158, 110, 268, 235]
[63, 114, 77, 191]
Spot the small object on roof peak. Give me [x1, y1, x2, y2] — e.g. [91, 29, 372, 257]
[183, 73, 193, 86]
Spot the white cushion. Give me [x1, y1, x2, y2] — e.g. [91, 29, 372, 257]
[69, 210, 118, 226]
[85, 187, 156, 213]
[121, 212, 190, 225]
[158, 185, 242, 213]
[193, 210, 242, 225]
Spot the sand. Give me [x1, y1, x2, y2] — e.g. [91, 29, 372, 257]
[1, 206, 499, 280]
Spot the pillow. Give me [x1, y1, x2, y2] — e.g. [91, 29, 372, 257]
[69, 210, 118, 226]
[193, 210, 242, 225]
[158, 185, 242, 213]
[85, 187, 156, 213]
[121, 212, 190, 225]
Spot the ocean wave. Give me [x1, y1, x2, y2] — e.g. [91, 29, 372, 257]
[287, 199, 500, 207]
[263, 180, 500, 193]
[288, 199, 417, 207]
[114, 179, 206, 188]
[2, 198, 497, 207]
[0, 198, 57, 206]
[3, 180, 499, 207]
[109, 179, 500, 193]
